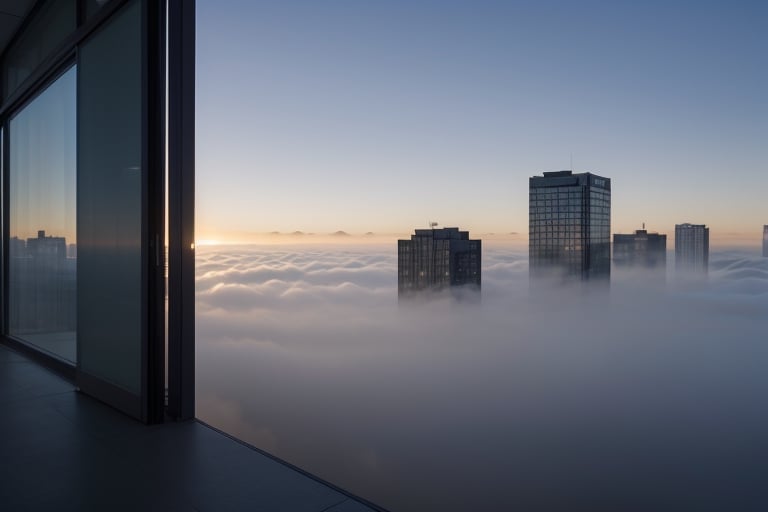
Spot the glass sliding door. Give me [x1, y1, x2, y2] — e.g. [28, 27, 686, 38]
[2, 0, 176, 423]
[8, 66, 77, 363]
[75, 0, 165, 423]
[76, 0, 147, 417]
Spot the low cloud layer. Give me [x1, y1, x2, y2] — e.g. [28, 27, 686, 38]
[196, 243, 768, 511]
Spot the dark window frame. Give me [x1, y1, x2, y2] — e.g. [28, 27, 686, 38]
[0, 0, 195, 423]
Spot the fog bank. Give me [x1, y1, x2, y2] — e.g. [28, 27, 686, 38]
[196, 243, 768, 511]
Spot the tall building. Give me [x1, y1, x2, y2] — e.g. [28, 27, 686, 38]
[613, 228, 667, 269]
[398, 227, 481, 296]
[675, 223, 709, 273]
[763, 225, 768, 257]
[529, 170, 611, 282]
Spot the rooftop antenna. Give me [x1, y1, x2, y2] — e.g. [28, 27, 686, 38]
[642, 222, 645, 230]
[570, 152, 573, 171]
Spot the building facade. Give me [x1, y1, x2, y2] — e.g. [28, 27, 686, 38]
[529, 170, 611, 282]
[675, 223, 709, 273]
[613, 229, 667, 269]
[398, 227, 481, 296]
[763, 225, 768, 257]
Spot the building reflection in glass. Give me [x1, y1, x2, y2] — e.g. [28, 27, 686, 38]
[8, 66, 77, 362]
[9, 231, 76, 337]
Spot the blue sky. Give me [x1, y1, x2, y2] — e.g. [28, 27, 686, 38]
[196, 0, 767, 241]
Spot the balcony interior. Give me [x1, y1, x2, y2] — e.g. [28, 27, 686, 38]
[0, 343, 376, 511]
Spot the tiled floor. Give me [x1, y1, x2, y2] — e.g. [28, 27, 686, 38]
[0, 344, 380, 511]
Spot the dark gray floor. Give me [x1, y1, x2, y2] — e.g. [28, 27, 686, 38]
[0, 344, 378, 511]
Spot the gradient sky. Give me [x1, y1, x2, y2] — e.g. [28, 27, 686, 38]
[11, 67, 77, 242]
[196, 0, 767, 242]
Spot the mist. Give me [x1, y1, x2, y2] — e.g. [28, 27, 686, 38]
[196, 243, 768, 511]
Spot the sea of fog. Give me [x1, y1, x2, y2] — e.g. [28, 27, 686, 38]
[195, 242, 768, 511]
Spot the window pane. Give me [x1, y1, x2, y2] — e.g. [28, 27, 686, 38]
[9, 66, 77, 362]
[77, 0, 142, 393]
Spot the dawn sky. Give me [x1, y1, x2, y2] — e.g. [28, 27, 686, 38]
[196, 0, 767, 242]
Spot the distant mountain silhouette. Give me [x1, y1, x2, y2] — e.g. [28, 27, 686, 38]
[291, 231, 305, 236]
[269, 231, 280, 235]
[331, 231, 350, 236]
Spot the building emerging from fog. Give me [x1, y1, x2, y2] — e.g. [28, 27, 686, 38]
[763, 225, 768, 257]
[9, 231, 76, 335]
[398, 227, 481, 296]
[675, 223, 709, 273]
[613, 228, 667, 269]
[529, 171, 611, 282]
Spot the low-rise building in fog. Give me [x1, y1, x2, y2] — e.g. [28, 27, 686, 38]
[398, 227, 481, 296]
[675, 223, 709, 274]
[613, 228, 666, 269]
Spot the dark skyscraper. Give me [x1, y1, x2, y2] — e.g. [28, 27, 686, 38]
[763, 225, 768, 257]
[398, 227, 481, 296]
[613, 228, 667, 269]
[529, 171, 611, 282]
[675, 223, 709, 273]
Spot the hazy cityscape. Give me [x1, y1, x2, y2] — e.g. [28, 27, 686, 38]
[1, 1, 763, 510]
[8, 169, 767, 510]
[193, 1, 767, 509]
[194, 172, 765, 510]
[196, 239, 767, 511]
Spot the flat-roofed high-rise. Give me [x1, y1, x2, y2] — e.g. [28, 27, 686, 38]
[613, 228, 667, 269]
[675, 223, 709, 273]
[529, 170, 610, 282]
[763, 225, 768, 257]
[398, 227, 481, 296]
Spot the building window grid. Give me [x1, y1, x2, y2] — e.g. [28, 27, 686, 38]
[529, 176, 610, 274]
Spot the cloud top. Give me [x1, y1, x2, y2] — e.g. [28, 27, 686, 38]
[196, 243, 768, 511]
